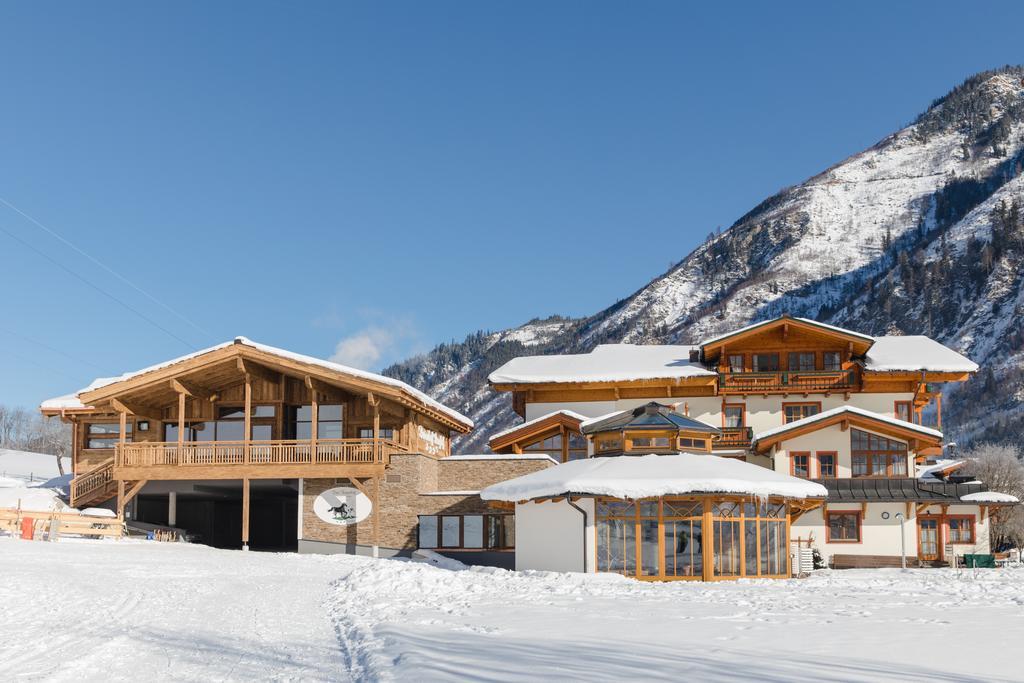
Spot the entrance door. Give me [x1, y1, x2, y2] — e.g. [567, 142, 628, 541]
[918, 516, 942, 562]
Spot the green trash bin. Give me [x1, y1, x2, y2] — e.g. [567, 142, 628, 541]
[963, 554, 996, 568]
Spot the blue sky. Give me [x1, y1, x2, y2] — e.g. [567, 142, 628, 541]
[1, 1, 1022, 407]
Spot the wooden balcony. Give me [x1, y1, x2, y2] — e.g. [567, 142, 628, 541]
[113, 438, 405, 480]
[718, 369, 858, 395]
[715, 427, 753, 449]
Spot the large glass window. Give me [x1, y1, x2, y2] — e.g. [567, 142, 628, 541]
[752, 353, 779, 372]
[86, 421, 133, 449]
[165, 405, 277, 442]
[287, 404, 343, 440]
[663, 500, 703, 578]
[418, 514, 514, 550]
[851, 429, 908, 478]
[788, 352, 816, 372]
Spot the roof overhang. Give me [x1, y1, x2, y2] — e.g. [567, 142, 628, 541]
[700, 315, 875, 360]
[73, 340, 472, 433]
[488, 411, 585, 453]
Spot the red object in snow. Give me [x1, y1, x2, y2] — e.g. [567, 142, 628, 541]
[21, 517, 34, 540]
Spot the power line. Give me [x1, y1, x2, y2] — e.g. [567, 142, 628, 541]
[0, 196, 213, 339]
[0, 223, 197, 350]
[0, 327, 109, 374]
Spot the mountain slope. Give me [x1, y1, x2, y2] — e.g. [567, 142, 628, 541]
[385, 67, 1024, 453]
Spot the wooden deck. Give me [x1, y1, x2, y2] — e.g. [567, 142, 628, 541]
[718, 369, 858, 394]
[112, 438, 403, 480]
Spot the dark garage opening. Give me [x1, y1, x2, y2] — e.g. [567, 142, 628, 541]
[136, 480, 298, 551]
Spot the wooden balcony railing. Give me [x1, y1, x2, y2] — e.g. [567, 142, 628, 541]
[116, 439, 405, 469]
[719, 369, 858, 394]
[716, 427, 753, 449]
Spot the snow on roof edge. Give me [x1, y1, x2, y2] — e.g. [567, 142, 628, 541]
[487, 410, 588, 443]
[960, 491, 1019, 504]
[753, 405, 943, 443]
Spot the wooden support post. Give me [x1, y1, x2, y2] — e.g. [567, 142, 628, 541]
[368, 392, 381, 462]
[701, 498, 713, 582]
[310, 391, 319, 462]
[242, 477, 250, 551]
[244, 375, 252, 465]
[177, 392, 186, 451]
[936, 393, 942, 431]
[118, 409, 127, 466]
[373, 475, 381, 559]
[168, 491, 177, 527]
[117, 480, 126, 518]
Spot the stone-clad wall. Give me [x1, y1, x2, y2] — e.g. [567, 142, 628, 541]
[300, 453, 553, 551]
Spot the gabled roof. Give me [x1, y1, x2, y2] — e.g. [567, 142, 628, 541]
[479, 453, 828, 502]
[488, 344, 713, 386]
[40, 337, 473, 432]
[752, 406, 942, 452]
[700, 315, 874, 351]
[580, 402, 720, 435]
[488, 410, 587, 452]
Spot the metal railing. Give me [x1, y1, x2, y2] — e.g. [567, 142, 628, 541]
[719, 369, 858, 393]
[116, 439, 404, 468]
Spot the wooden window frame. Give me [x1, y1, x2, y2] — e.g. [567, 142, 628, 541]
[894, 400, 913, 423]
[825, 510, 862, 544]
[722, 402, 746, 429]
[417, 513, 514, 551]
[782, 401, 822, 425]
[85, 420, 134, 450]
[850, 428, 909, 478]
[790, 451, 811, 479]
[946, 515, 976, 545]
[752, 352, 780, 373]
[815, 451, 837, 479]
[727, 353, 745, 373]
[822, 351, 842, 372]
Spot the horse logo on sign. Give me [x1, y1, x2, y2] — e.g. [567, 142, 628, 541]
[313, 486, 371, 526]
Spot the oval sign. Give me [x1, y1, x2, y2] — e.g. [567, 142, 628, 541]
[313, 486, 372, 526]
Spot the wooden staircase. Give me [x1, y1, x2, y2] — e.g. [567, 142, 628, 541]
[70, 458, 117, 508]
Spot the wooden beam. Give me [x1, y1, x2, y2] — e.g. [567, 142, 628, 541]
[109, 397, 162, 422]
[373, 475, 381, 559]
[244, 375, 252, 465]
[305, 375, 345, 402]
[242, 478, 250, 550]
[237, 357, 281, 384]
[170, 378, 217, 401]
[177, 392, 186, 451]
[348, 477, 371, 500]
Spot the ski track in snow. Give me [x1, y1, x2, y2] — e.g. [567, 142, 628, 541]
[3, 539, 1024, 681]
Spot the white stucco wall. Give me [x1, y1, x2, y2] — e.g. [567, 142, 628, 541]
[526, 393, 916, 434]
[794, 502, 992, 564]
[514, 498, 595, 573]
[773, 422, 917, 477]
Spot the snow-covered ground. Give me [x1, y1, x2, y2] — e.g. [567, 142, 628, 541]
[1, 540, 1022, 682]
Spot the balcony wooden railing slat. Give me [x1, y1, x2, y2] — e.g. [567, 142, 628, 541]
[116, 438, 403, 469]
[719, 369, 857, 393]
[70, 458, 116, 505]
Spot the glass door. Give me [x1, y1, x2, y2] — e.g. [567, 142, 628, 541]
[918, 517, 941, 561]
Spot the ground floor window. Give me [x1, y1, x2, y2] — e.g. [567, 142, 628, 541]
[825, 511, 861, 543]
[595, 497, 790, 580]
[947, 515, 975, 544]
[418, 513, 514, 551]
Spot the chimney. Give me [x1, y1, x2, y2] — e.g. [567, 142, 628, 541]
[689, 349, 700, 362]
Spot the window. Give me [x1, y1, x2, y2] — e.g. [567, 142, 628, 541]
[728, 354, 745, 373]
[85, 422, 133, 449]
[790, 452, 810, 478]
[287, 404, 343, 440]
[788, 352, 816, 372]
[826, 511, 861, 543]
[752, 353, 779, 372]
[418, 514, 514, 550]
[894, 401, 913, 423]
[822, 352, 842, 371]
[678, 437, 708, 451]
[524, 432, 562, 455]
[596, 437, 622, 452]
[357, 427, 395, 439]
[816, 452, 836, 479]
[948, 516, 975, 544]
[783, 402, 820, 424]
[631, 436, 671, 450]
[567, 432, 588, 461]
[851, 428, 908, 478]
[723, 404, 745, 428]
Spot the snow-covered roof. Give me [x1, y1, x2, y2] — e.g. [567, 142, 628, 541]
[480, 453, 827, 502]
[916, 459, 965, 482]
[700, 317, 874, 347]
[863, 336, 978, 373]
[487, 410, 588, 442]
[580, 402, 719, 435]
[443, 453, 558, 463]
[41, 337, 472, 429]
[489, 344, 712, 385]
[753, 405, 943, 443]
[960, 491, 1019, 504]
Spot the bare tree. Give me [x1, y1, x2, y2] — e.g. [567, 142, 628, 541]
[961, 443, 1024, 550]
[0, 404, 71, 476]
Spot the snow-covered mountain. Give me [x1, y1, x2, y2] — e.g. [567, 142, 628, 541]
[385, 67, 1024, 452]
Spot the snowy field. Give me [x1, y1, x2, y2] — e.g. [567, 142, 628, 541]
[1, 540, 1022, 682]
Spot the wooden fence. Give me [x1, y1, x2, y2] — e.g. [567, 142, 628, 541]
[0, 506, 124, 540]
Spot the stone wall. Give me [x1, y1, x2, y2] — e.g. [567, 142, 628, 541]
[300, 452, 553, 552]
